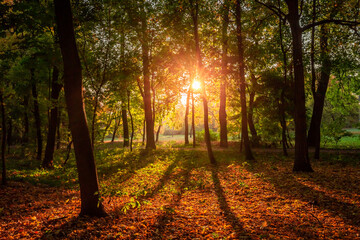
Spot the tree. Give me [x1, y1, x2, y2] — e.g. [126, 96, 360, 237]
[54, 0, 107, 216]
[235, 0, 254, 161]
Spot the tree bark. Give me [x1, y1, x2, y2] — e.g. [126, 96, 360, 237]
[122, 107, 129, 147]
[22, 96, 29, 144]
[31, 71, 43, 161]
[91, 92, 99, 148]
[190, 0, 216, 164]
[307, 25, 331, 159]
[219, 0, 229, 148]
[127, 90, 134, 151]
[0, 91, 7, 185]
[235, 0, 254, 161]
[7, 118, 12, 153]
[111, 115, 119, 143]
[54, 0, 107, 216]
[184, 87, 190, 144]
[56, 108, 61, 149]
[248, 90, 259, 146]
[191, 91, 196, 147]
[285, 0, 313, 172]
[156, 123, 161, 143]
[141, 11, 156, 150]
[43, 66, 62, 169]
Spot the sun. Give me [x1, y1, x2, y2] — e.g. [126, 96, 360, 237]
[192, 80, 201, 90]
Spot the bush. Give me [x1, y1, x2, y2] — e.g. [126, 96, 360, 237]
[195, 129, 219, 142]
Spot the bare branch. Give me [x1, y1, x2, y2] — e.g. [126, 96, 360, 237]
[302, 19, 360, 32]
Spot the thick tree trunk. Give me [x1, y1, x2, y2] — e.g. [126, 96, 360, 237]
[285, 0, 313, 172]
[31, 73, 43, 161]
[122, 107, 129, 147]
[190, 0, 216, 164]
[1, 91, 7, 185]
[235, 0, 254, 161]
[141, 14, 156, 150]
[184, 88, 190, 145]
[219, 0, 229, 148]
[54, 0, 107, 216]
[43, 66, 62, 169]
[308, 25, 331, 159]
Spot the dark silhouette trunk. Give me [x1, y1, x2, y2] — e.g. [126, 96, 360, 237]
[43, 66, 62, 169]
[127, 90, 134, 151]
[54, 0, 107, 216]
[285, 0, 313, 172]
[56, 109, 61, 149]
[310, 0, 316, 97]
[7, 118, 12, 153]
[219, 0, 229, 148]
[190, 0, 216, 164]
[235, 0, 254, 161]
[111, 115, 119, 142]
[156, 123, 161, 143]
[31, 72, 42, 161]
[248, 90, 258, 146]
[22, 96, 29, 144]
[91, 93, 99, 148]
[101, 115, 113, 142]
[184, 88, 190, 145]
[279, 14, 288, 157]
[142, 119, 146, 145]
[191, 91, 196, 147]
[308, 25, 331, 159]
[141, 12, 156, 150]
[1, 91, 7, 185]
[122, 107, 129, 147]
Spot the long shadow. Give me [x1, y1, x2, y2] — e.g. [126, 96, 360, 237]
[211, 165, 250, 239]
[247, 163, 360, 228]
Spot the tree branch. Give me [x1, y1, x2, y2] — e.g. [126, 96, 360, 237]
[254, 0, 287, 21]
[302, 19, 360, 32]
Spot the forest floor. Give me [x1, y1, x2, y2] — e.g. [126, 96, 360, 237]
[0, 142, 360, 239]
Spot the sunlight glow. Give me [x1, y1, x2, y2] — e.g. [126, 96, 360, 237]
[192, 81, 201, 90]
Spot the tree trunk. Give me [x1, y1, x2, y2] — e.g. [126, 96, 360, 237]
[190, 0, 216, 164]
[156, 123, 161, 143]
[191, 91, 196, 147]
[7, 118, 12, 153]
[43, 66, 62, 169]
[111, 115, 119, 143]
[91, 93, 99, 148]
[285, 0, 313, 172]
[127, 90, 134, 151]
[0, 91, 7, 185]
[235, 0, 254, 161]
[22, 96, 29, 144]
[31, 72, 43, 161]
[141, 13, 156, 150]
[56, 108, 61, 149]
[219, 0, 229, 148]
[54, 0, 107, 216]
[248, 90, 259, 146]
[184, 87, 190, 144]
[101, 115, 113, 142]
[308, 25, 331, 159]
[122, 108, 129, 147]
[279, 14, 288, 157]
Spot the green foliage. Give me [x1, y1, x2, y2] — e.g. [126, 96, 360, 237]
[195, 129, 219, 143]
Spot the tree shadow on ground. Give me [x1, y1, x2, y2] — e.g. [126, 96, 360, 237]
[210, 165, 250, 239]
[246, 161, 360, 228]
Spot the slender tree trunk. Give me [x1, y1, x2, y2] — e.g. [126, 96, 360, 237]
[91, 93, 99, 148]
[184, 88, 190, 144]
[0, 91, 7, 185]
[191, 91, 196, 147]
[156, 123, 161, 143]
[43, 66, 62, 169]
[248, 90, 259, 146]
[56, 108, 61, 149]
[31, 72, 43, 161]
[285, 0, 313, 172]
[235, 0, 254, 161]
[142, 119, 146, 145]
[122, 107, 129, 147]
[22, 96, 29, 144]
[111, 115, 119, 142]
[190, 0, 216, 164]
[7, 118, 12, 153]
[141, 12, 156, 150]
[219, 0, 229, 148]
[54, 0, 107, 216]
[127, 90, 134, 151]
[310, 0, 316, 98]
[308, 25, 331, 159]
[101, 115, 113, 142]
[279, 13, 288, 157]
